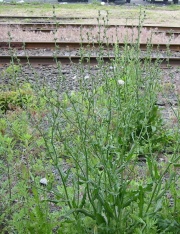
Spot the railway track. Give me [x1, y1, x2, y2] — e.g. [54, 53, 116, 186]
[0, 21, 179, 67]
[0, 55, 179, 67]
[1, 23, 180, 35]
[0, 42, 179, 52]
[0, 16, 94, 20]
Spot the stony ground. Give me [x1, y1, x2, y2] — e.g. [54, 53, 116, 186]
[0, 63, 179, 128]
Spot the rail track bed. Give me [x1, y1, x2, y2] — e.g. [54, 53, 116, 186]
[0, 54, 179, 67]
[0, 41, 179, 67]
[1, 23, 180, 34]
[0, 24, 179, 108]
[1, 47, 180, 57]
[0, 16, 94, 21]
[1, 23, 179, 44]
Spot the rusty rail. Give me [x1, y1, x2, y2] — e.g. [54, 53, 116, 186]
[0, 16, 93, 20]
[0, 55, 179, 67]
[0, 42, 179, 52]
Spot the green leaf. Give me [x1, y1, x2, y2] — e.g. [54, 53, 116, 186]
[64, 208, 95, 220]
[96, 213, 107, 225]
[151, 126, 156, 133]
[103, 201, 114, 218]
[154, 199, 162, 213]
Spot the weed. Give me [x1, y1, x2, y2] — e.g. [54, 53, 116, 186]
[0, 8, 179, 234]
[0, 83, 35, 113]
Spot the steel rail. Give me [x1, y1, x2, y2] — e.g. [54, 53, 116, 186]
[0, 55, 179, 67]
[1, 22, 180, 33]
[22, 29, 180, 36]
[0, 16, 93, 20]
[0, 16, 144, 21]
[0, 42, 179, 52]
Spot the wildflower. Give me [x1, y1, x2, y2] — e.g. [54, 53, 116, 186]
[84, 75, 90, 79]
[40, 178, 48, 186]
[17, 0, 24, 3]
[117, 80, 125, 86]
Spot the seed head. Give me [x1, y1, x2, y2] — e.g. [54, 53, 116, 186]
[117, 80, 125, 86]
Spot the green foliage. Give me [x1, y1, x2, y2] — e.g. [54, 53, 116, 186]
[91, 0, 102, 6]
[2, 64, 21, 77]
[0, 83, 35, 113]
[12, 186, 54, 234]
[0, 118, 7, 136]
[37, 47, 178, 233]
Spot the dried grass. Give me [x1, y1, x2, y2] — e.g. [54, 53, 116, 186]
[0, 25, 179, 44]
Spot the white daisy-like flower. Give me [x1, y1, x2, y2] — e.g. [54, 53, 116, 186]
[117, 80, 125, 85]
[101, 2, 105, 5]
[84, 75, 90, 79]
[40, 178, 48, 186]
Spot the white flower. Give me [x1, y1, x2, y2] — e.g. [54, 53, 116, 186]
[84, 75, 90, 79]
[117, 80, 125, 86]
[101, 2, 105, 5]
[40, 178, 48, 186]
